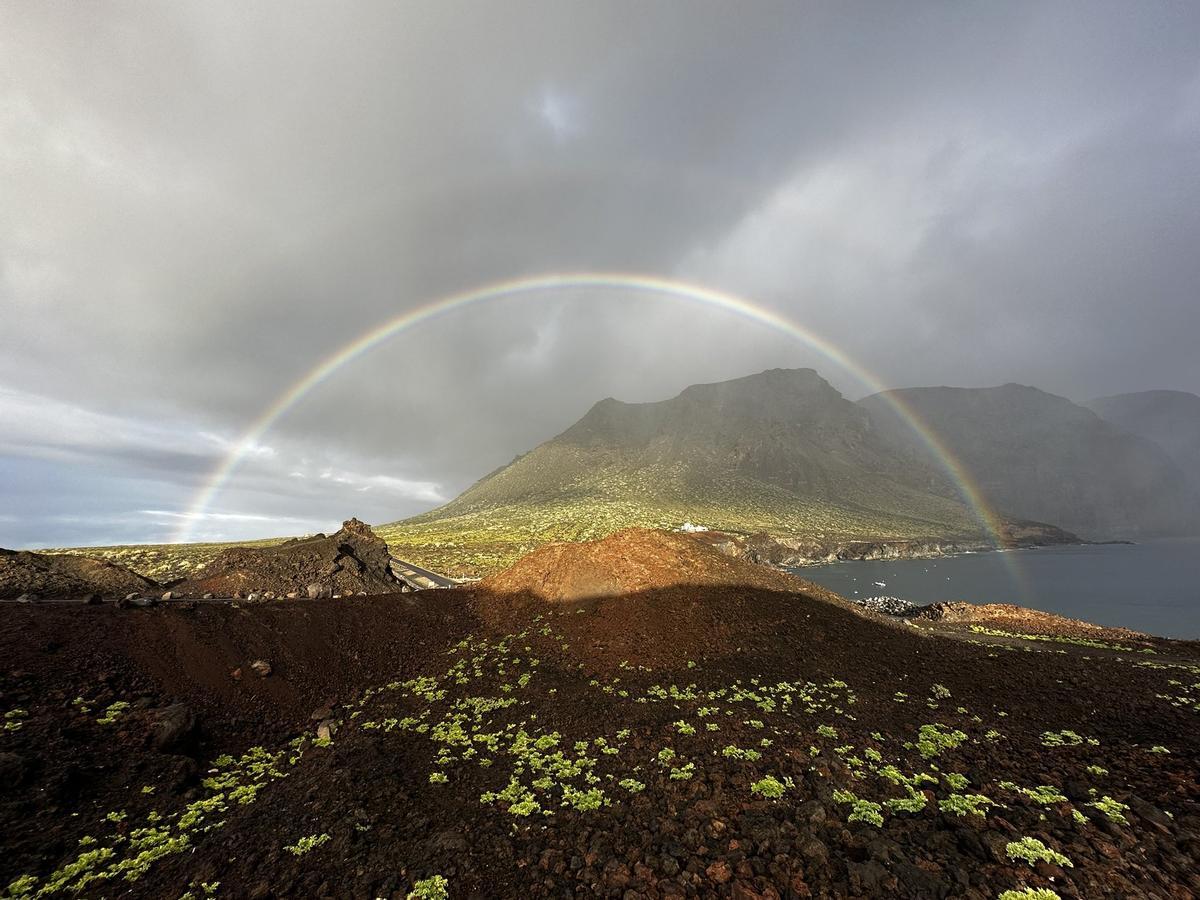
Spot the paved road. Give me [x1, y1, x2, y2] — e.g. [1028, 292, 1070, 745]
[388, 557, 459, 590]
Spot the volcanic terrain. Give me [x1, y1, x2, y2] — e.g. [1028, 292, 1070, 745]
[1, 530, 1198, 899]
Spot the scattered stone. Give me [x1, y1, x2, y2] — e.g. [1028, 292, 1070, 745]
[161, 591, 175, 601]
[316, 719, 337, 741]
[79, 593, 100, 605]
[307, 582, 331, 599]
[705, 860, 732, 884]
[245, 592, 263, 603]
[286, 591, 299, 599]
[124, 593, 140, 601]
[15, 593, 38, 603]
[202, 593, 214, 600]
[249, 659, 272, 678]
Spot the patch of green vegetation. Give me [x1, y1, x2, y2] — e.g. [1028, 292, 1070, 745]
[750, 776, 788, 799]
[284, 833, 332, 856]
[97, 701, 130, 725]
[1040, 729, 1098, 747]
[997, 890, 1061, 900]
[968, 625, 1143, 653]
[407, 875, 450, 900]
[1019, 785, 1068, 806]
[1087, 795, 1130, 824]
[1006, 837, 1073, 868]
[938, 793, 994, 817]
[915, 723, 967, 759]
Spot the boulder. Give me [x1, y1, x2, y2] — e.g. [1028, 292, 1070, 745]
[307, 582, 331, 599]
[151, 703, 197, 753]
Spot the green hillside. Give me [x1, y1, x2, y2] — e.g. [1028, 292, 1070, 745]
[379, 369, 983, 576]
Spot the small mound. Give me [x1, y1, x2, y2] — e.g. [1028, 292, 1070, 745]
[481, 527, 811, 602]
[0, 548, 159, 600]
[176, 518, 401, 598]
[918, 600, 1149, 643]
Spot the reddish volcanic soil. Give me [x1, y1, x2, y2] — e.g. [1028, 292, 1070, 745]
[2, 531, 1199, 899]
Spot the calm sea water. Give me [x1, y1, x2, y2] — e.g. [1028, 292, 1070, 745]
[793, 539, 1200, 639]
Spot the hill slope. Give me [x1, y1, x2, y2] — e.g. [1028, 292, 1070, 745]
[380, 369, 989, 574]
[1086, 390, 1200, 491]
[2, 548, 1197, 898]
[860, 384, 1200, 540]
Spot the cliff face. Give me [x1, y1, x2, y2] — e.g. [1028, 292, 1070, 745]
[1086, 390, 1200, 493]
[860, 384, 1200, 540]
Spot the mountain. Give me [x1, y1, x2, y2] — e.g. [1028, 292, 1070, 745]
[379, 369, 1003, 574]
[859, 383, 1200, 540]
[1085, 390, 1200, 491]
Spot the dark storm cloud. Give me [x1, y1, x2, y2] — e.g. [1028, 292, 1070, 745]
[2, 2, 1199, 545]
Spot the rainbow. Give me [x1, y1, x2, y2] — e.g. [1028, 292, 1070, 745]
[175, 272, 1014, 569]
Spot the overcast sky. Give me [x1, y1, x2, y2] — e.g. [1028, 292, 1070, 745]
[3, 2, 1199, 547]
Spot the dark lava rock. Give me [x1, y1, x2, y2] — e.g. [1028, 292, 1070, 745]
[150, 703, 197, 753]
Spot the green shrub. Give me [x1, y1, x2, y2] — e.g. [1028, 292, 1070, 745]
[750, 776, 786, 799]
[408, 874, 450, 900]
[284, 833, 331, 856]
[1006, 837, 1072, 868]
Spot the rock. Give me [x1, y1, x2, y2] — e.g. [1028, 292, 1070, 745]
[245, 592, 263, 603]
[1129, 795, 1174, 833]
[161, 591, 175, 601]
[151, 703, 197, 753]
[286, 591, 299, 599]
[201, 593, 214, 600]
[307, 583, 331, 599]
[124, 593, 139, 601]
[310, 706, 333, 721]
[114, 595, 131, 609]
[731, 881, 764, 900]
[130, 597, 157, 607]
[79, 593, 100, 605]
[705, 860, 732, 884]
[316, 719, 337, 741]
[249, 659, 272, 678]
[15, 593, 38, 604]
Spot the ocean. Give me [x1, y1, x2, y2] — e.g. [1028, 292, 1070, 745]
[792, 539, 1200, 639]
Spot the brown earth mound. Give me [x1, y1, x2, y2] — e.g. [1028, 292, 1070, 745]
[481, 527, 811, 601]
[918, 600, 1150, 642]
[0, 548, 159, 600]
[175, 518, 401, 598]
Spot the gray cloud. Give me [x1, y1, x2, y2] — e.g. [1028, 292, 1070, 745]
[2, 2, 1199, 545]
